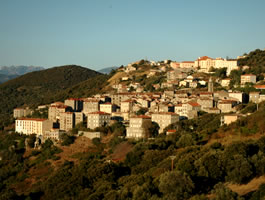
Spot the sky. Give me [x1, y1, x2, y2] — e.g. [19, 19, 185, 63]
[0, 0, 265, 70]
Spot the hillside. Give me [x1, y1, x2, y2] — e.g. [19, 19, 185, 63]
[0, 74, 18, 84]
[0, 65, 103, 124]
[238, 49, 265, 74]
[1, 104, 265, 199]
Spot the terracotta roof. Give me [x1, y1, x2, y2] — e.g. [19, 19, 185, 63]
[14, 108, 24, 110]
[188, 102, 201, 107]
[167, 129, 177, 133]
[181, 61, 194, 63]
[197, 56, 213, 61]
[17, 118, 47, 121]
[132, 115, 151, 119]
[254, 85, 265, 89]
[88, 111, 110, 115]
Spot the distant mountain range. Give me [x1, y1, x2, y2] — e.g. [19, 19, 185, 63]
[98, 66, 118, 74]
[0, 66, 45, 83]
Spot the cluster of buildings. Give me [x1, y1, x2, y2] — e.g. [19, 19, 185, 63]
[13, 55, 264, 141]
[14, 82, 255, 140]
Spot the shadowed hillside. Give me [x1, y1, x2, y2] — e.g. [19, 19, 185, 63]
[0, 65, 104, 125]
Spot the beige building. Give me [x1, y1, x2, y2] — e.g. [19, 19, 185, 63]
[120, 100, 134, 113]
[110, 93, 135, 106]
[75, 112, 84, 126]
[100, 103, 115, 114]
[60, 112, 74, 131]
[180, 61, 194, 68]
[221, 78, 231, 87]
[197, 98, 213, 111]
[126, 115, 151, 139]
[13, 107, 32, 118]
[151, 113, 179, 133]
[217, 101, 235, 113]
[15, 118, 53, 136]
[241, 74, 256, 85]
[83, 99, 100, 116]
[64, 98, 83, 112]
[48, 105, 70, 122]
[195, 56, 215, 72]
[249, 92, 260, 103]
[228, 91, 244, 103]
[43, 129, 65, 142]
[87, 111, 111, 129]
[221, 114, 239, 125]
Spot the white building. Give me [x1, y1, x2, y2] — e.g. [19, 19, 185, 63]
[15, 118, 53, 136]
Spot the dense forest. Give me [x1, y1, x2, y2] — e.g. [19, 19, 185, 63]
[0, 102, 265, 199]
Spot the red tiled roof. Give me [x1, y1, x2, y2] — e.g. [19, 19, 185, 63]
[188, 102, 201, 107]
[182, 61, 194, 63]
[254, 85, 265, 89]
[197, 56, 213, 61]
[88, 111, 110, 115]
[167, 129, 177, 133]
[17, 118, 47, 121]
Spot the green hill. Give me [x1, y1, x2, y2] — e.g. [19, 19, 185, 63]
[238, 49, 265, 74]
[1, 103, 265, 199]
[0, 65, 105, 125]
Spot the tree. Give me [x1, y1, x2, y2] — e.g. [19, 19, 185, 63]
[143, 121, 159, 138]
[159, 171, 194, 199]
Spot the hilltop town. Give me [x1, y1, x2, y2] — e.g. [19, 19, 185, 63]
[13, 51, 265, 143]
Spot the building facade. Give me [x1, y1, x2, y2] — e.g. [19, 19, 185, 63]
[15, 118, 53, 136]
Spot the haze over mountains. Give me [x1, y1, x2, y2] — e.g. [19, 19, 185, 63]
[0, 66, 45, 83]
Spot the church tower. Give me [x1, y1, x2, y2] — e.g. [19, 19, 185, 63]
[208, 77, 214, 92]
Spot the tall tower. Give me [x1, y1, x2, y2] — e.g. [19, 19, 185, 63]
[208, 77, 214, 92]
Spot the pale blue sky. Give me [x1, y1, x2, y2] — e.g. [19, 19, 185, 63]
[0, 0, 265, 70]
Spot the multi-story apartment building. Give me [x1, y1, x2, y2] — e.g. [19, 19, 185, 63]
[87, 111, 111, 130]
[15, 118, 53, 136]
[194, 56, 215, 72]
[74, 112, 84, 126]
[60, 112, 74, 131]
[43, 129, 65, 142]
[120, 100, 134, 113]
[180, 61, 194, 68]
[217, 100, 236, 113]
[13, 107, 33, 118]
[241, 74, 256, 85]
[110, 93, 135, 106]
[197, 98, 213, 111]
[228, 91, 245, 103]
[48, 105, 70, 122]
[126, 115, 151, 139]
[64, 98, 83, 112]
[82, 99, 100, 116]
[151, 112, 179, 133]
[100, 102, 116, 114]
